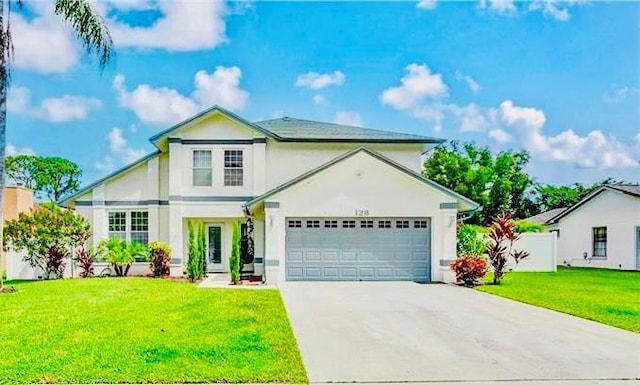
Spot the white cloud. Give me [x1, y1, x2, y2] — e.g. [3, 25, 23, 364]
[489, 128, 511, 143]
[11, 3, 79, 74]
[416, 0, 437, 10]
[95, 127, 146, 173]
[449, 103, 491, 132]
[114, 66, 249, 125]
[603, 85, 633, 103]
[107, 1, 229, 51]
[529, 0, 571, 21]
[39, 96, 102, 123]
[6, 143, 36, 156]
[478, 0, 516, 13]
[380, 64, 448, 111]
[313, 94, 327, 105]
[498, 100, 638, 169]
[455, 70, 481, 92]
[295, 71, 345, 90]
[333, 111, 363, 127]
[7, 86, 102, 123]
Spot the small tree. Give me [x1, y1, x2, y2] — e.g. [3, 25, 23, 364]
[4, 203, 90, 279]
[148, 241, 171, 277]
[486, 212, 530, 284]
[229, 220, 241, 284]
[187, 220, 205, 282]
[97, 239, 147, 277]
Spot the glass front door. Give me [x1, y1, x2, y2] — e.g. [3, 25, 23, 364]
[207, 225, 223, 272]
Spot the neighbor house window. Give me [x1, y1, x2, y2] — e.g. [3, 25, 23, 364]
[108, 211, 126, 240]
[224, 150, 243, 186]
[193, 150, 212, 186]
[108, 211, 149, 261]
[592, 227, 607, 258]
[130, 211, 149, 245]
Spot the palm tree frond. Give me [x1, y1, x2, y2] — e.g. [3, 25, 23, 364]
[54, 0, 114, 70]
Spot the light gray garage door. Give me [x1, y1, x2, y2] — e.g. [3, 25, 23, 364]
[285, 218, 431, 282]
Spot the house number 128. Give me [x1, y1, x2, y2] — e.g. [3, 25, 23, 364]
[354, 209, 370, 216]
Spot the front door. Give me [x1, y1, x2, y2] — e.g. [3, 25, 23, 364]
[207, 225, 224, 272]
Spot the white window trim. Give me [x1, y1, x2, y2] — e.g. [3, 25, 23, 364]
[223, 148, 244, 187]
[107, 210, 149, 244]
[193, 149, 213, 187]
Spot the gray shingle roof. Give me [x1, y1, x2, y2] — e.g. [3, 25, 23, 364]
[607, 184, 640, 197]
[524, 207, 567, 225]
[254, 117, 442, 143]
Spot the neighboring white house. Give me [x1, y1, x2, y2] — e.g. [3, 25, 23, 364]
[60, 106, 479, 283]
[544, 185, 640, 271]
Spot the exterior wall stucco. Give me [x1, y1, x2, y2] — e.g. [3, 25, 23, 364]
[556, 190, 640, 270]
[265, 140, 424, 190]
[259, 151, 458, 283]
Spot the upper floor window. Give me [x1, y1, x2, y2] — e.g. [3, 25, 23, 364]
[193, 150, 212, 186]
[592, 227, 607, 258]
[224, 150, 243, 186]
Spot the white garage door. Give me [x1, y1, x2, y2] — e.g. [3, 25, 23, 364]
[285, 217, 431, 282]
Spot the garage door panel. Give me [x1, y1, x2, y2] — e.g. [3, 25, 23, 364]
[286, 217, 431, 282]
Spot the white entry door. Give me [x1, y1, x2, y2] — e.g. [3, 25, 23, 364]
[207, 225, 224, 272]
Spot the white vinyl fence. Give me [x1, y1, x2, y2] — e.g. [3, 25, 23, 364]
[512, 232, 557, 272]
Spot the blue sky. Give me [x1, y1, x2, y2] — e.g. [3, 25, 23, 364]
[7, 0, 640, 187]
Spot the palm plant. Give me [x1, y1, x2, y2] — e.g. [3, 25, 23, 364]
[0, 0, 113, 291]
[97, 238, 147, 277]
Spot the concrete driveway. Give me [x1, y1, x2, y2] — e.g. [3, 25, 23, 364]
[280, 282, 640, 384]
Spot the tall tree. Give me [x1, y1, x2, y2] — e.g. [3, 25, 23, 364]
[6, 155, 82, 202]
[423, 141, 536, 225]
[0, 0, 113, 291]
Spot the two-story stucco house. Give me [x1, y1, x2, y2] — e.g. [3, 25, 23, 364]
[60, 106, 478, 283]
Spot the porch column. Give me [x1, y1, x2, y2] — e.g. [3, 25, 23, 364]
[264, 202, 284, 284]
[168, 138, 184, 277]
[146, 155, 160, 241]
[91, 185, 106, 245]
[439, 202, 458, 283]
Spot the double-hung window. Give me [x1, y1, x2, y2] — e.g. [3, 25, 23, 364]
[193, 150, 212, 186]
[224, 150, 243, 186]
[592, 227, 607, 258]
[108, 211, 149, 246]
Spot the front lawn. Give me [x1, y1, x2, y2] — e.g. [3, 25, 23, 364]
[0, 278, 307, 383]
[477, 267, 639, 333]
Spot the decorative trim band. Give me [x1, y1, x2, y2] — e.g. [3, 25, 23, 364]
[265, 259, 280, 267]
[168, 137, 182, 143]
[440, 259, 454, 267]
[168, 195, 253, 202]
[172, 138, 267, 145]
[170, 258, 183, 264]
[76, 200, 169, 207]
[254, 257, 264, 263]
[440, 202, 458, 210]
[264, 201, 280, 209]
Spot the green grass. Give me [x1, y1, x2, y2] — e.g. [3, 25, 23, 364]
[477, 267, 640, 333]
[0, 278, 307, 383]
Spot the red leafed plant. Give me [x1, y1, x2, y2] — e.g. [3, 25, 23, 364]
[450, 256, 488, 286]
[487, 212, 530, 284]
[74, 247, 95, 278]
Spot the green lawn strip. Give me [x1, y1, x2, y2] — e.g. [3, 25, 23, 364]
[477, 267, 640, 333]
[0, 278, 307, 383]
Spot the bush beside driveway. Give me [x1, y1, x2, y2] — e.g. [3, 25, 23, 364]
[0, 278, 306, 384]
[478, 267, 639, 332]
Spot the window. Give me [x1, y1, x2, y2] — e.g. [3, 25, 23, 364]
[224, 150, 243, 186]
[378, 220, 391, 228]
[342, 220, 356, 228]
[592, 227, 607, 258]
[396, 220, 409, 228]
[414, 220, 428, 229]
[324, 220, 338, 228]
[193, 150, 212, 186]
[131, 211, 149, 245]
[360, 220, 374, 228]
[108, 211, 149, 261]
[288, 220, 302, 228]
[306, 220, 320, 228]
[108, 211, 126, 239]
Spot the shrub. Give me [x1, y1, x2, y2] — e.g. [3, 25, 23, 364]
[229, 220, 241, 284]
[457, 224, 489, 257]
[148, 242, 171, 277]
[4, 203, 91, 280]
[514, 220, 545, 233]
[74, 246, 96, 278]
[487, 212, 531, 284]
[98, 239, 148, 277]
[187, 220, 205, 282]
[450, 256, 488, 286]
